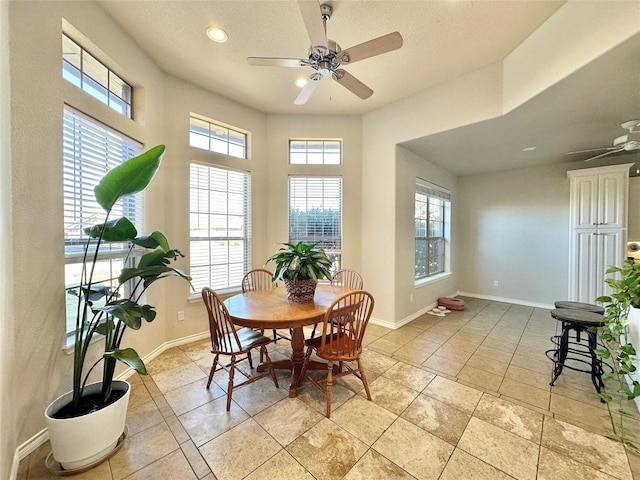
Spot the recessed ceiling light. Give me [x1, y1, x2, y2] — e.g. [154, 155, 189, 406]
[522, 146, 537, 152]
[295, 78, 307, 88]
[206, 27, 228, 43]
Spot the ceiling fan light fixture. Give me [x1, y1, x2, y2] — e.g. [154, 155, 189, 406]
[318, 59, 331, 75]
[295, 78, 307, 88]
[206, 26, 228, 43]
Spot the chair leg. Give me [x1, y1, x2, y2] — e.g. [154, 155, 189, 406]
[326, 360, 334, 418]
[226, 355, 236, 411]
[261, 345, 279, 388]
[357, 358, 372, 401]
[206, 354, 219, 389]
[247, 349, 253, 369]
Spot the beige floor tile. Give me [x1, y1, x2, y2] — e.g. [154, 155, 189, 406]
[109, 422, 180, 480]
[505, 364, 552, 390]
[180, 440, 212, 479]
[178, 396, 249, 447]
[364, 375, 420, 415]
[146, 347, 194, 376]
[422, 375, 483, 414]
[123, 449, 197, 480]
[498, 377, 550, 410]
[287, 418, 368, 480]
[125, 399, 165, 436]
[163, 378, 226, 417]
[165, 414, 191, 444]
[401, 393, 471, 445]
[451, 331, 487, 346]
[253, 397, 324, 446]
[372, 417, 454, 480]
[244, 450, 315, 480]
[550, 393, 611, 434]
[537, 447, 621, 480]
[152, 363, 207, 394]
[366, 324, 393, 337]
[128, 382, 153, 410]
[199, 418, 281, 480]
[331, 395, 398, 445]
[439, 448, 515, 480]
[360, 349, 398, 376]
[421, 355, 464, 377]
[418, 331, 452, 345]
[226, 375, 288, 416]
[432, 345, 474, 364]
[368, 337, 405, 355]
[465, 354, 509, 376]
[541, 417, 633, 480]
[473, 394, 543, 442]
[509, 353, 553, 376]
[456, 365, 503, 392]
[344, 449, 416, 479]
[392, 346, 433, 365]
[442, 337, 481, 353]
[474, 344, 515, 362]
[178, 339, 212, 362]
[24, 442, 113, 480]
[457, 417, 539, 480]
[295, 375, 356, 415]
[382, 362, 436, 392]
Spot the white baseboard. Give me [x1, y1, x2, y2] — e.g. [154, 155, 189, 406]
[10, 330, 210, 479]
[457, 291, 554, 310]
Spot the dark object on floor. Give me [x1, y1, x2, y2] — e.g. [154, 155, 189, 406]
[438, 297, 465, 311]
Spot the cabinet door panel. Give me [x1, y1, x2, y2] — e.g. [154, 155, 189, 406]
[599, 172, 627, 228]
[571, 176, 597, 228]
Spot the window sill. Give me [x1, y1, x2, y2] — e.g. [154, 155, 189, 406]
[414, 272, 452, 288]
[188, 286, 242, 304]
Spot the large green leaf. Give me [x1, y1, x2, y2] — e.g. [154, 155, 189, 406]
[93, 299, 145, 330]
[105, 348, 147, 375]
[132, 230, 169, 252]
[94, 145, 165, 212]
[84, 217, 137, 242]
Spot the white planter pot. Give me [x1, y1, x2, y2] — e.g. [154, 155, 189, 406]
[45, 380, 130, 471]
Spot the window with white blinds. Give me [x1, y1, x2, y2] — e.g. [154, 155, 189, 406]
[288, 176, 342, 271]
[63, 107, 142, 333]
[189, 163, 251, 292]
[415, 179, 451, 281]
[189, 116, 247, 159]
[289, 139, 341, 165]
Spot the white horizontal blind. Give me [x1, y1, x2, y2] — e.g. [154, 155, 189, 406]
[288, 176, 342, 270]
[63, 107, 142, 258]
[190, 163, 251, 292]
[189, 116, 247, 159]
[289, 139, 341, 165]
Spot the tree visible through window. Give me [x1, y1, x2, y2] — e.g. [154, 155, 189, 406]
[288, 176, 342, 271]
[415, 180, 450, 280]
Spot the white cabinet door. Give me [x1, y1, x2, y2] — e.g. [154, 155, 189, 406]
[598, 171, 628, 229]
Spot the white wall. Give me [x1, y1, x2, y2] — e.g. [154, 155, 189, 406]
[1, 1, 14, 477]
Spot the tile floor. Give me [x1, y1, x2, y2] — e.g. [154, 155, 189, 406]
[18, 297, 640, 479]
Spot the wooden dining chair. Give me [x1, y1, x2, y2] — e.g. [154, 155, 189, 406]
[300, 290, 374, 418]
[241, 268, 290, 344]
[310, 268, 364, 339]
[201, 287, 279, 411]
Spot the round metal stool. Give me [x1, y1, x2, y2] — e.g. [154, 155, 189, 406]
[545, 308, 611, 398]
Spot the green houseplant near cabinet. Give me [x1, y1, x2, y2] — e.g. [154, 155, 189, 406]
[266, 241, 333, 302]
[596, 259, 640, 453]
[45, 145, 192, 471]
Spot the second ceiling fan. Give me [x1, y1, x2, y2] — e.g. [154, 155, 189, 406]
[247, 0, 403, 105]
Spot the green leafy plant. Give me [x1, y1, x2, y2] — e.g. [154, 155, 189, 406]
[265, 241, 332, 283]
[66, 145, 192, 415]
[596, 259, 640, 453]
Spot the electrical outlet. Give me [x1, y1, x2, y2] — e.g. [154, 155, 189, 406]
[177, 310, 185, 321]
[493, 281, 499, 287]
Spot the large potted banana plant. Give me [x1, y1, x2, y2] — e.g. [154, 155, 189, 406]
[44, 145, 192, 472]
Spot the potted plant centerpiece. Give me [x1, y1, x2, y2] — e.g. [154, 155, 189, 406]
[266, 241, 333, 302]
[45, 145, 192, 471]
[596, 259, 640, 453]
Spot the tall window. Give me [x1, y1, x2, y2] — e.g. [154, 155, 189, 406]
[289, 139, 341, 165]
[190, 163, 251, 292]
[189, 115, 247, 159]
[288, 176, 342, 270]
[62, 34, 132, 118]
[415, 180, 451, 281]
[63, 107, 142, 333]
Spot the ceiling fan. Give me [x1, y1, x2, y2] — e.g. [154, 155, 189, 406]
[567, 120, 640, 162]
[247, 1, 403, 105]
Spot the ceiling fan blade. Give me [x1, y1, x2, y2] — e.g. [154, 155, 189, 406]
[566, 146, 618, 155]
[333, 69, 373, 100]
[584, 148, 625, 162]
[294, 75, 321, 105]
[298, 0, 328, 54]
[338, 32, 403, 64]
[247, 57, 308, 68]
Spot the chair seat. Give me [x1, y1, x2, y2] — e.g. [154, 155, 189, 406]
[305, 332, 359, 361]
[214, 327, 271, 354]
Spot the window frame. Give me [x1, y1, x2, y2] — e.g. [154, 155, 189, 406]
[414, 179, 451, 283]
[62, 33, 133, 118]
[189, 162, 252, 294]
[288, 139, 342, 165]
[189, 114, 249, 160]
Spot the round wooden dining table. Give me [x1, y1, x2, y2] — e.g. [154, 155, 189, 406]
[224, 283, 351, 397]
